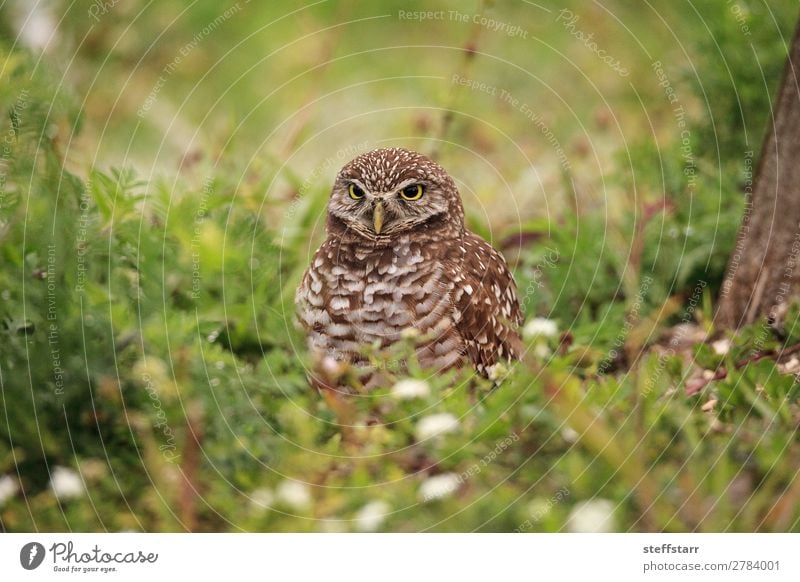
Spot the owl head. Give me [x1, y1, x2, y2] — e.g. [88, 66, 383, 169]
[327, 148, 465, 242]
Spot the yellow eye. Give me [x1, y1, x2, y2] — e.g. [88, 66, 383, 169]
[400, 184, 423, 201]
[348, 184, 364, 200]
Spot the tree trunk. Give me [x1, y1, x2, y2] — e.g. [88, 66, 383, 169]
[716, 17, 800, 329]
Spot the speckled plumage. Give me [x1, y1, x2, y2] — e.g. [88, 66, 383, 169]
[295, 148, 522, 387]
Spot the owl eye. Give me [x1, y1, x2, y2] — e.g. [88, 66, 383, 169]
[400, 184, 424, 201]
[348, 184, 365, 200]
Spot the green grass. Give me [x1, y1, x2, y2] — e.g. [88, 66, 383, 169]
[0, 0, 798, 532]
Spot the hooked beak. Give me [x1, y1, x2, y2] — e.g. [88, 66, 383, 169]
[373, 201, 384, 235]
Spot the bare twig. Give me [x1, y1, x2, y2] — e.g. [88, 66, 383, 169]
[685, 341, 800, 395]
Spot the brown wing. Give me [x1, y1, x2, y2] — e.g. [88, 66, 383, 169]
[453, 231, 523, 376]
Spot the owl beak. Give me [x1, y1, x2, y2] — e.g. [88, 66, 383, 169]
[373, 201, 385, 235]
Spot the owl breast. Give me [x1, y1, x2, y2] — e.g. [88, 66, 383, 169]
[296, 236, 467, 373]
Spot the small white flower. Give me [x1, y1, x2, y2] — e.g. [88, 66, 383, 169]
[711, 339, 731, 355]
[276, 480, 312, 510]
[354, 500, 391, 531]
[0, 475, 18, 506]
[321, 356, 344, 377]
[419, 473, 461, 502]
[49, 466, 84, 500]
[523, 317, 558, 339]
[415, 413, 459, 441]
[250, 487, 275, 510]
[567, 499, 616, 533]
[15, 3, 57, 52]
[487, 362, 509, 382]
[782, 357, 800, 373]
[533, 343, 552, 358]
[561, 426, 579, 443]
[391, 379, 431, 400]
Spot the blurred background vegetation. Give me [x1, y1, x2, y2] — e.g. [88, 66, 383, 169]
[1, 0, 799, 532]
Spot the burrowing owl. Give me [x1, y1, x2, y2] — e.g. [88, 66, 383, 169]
[296, 148, 522, 387]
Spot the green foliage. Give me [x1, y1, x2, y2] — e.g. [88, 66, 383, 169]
[688, 0, 797, 161]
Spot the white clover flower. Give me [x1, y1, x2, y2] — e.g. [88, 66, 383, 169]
[250, 487, 275, 510]
[711, 339, 731, 356]
[415, 413, 459, 441]
[567, 499, 616, 533]
[561, 426, 579, 443]
[523, 317, 558, 339]
[15, 2, 57, 52]
[391, 379, 431, 400]
[782, 357, 800, 373]
[49, 466, 84, 500]
[354, 500, 391, 532]
[0, 475, 18, 506]
[321, 356, 344, 377]
[276, 480, 312, 510]
[487, 362, 509, 382]
[419, 473, 461, 502]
